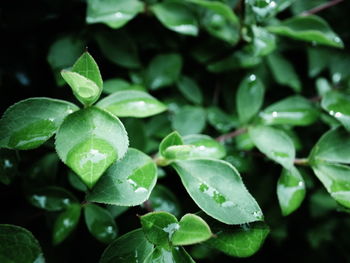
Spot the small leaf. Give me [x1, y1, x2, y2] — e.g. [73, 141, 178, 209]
[307, 47, 330, 77]
[309, 128, 350, 164]
[140, 211, 179, 248]
[236, 74, 265, 124]
[55, 107, 128, 188]
[97, 90, 167, 118]
[0, 149, 18, 185]
[103, 78, 145, 94]
[84, 203, 118, 243]
[27, 186, 78, 211]
[0, 224, 45, 263]
[159, 131, 184, 158]
[321, 91, 350, 131]
[146, 53, 183, 90]
[267, 15, 344, 48]
[189, 0, 239, 44]
[95, 31, 141, 69]
[86, 0, 144, 29]
[312, 162, 350, 208]
[177, 76, 203, 105]
[205, 220, 269, 258]
[0, 98, 78, 150]
[277, 167, 306, 216]
[266, 52, 301, 92]
[172, 159, 263, 224]
[149, 184, 181, 217]
[172, 214, 212, 246]
[151, 2, 198, 36]
[172, 106, 206, 136]
[207, 107, 238, 133]
[259, 95, 319, 126]
[99, 229, 154, 263]
[145, 247, 195, 263]
[183, 134, 226, 159]
[251, 25, 276, 56]
[249, 126, 295, 169]
[68, 170, 88, 192]
[52, 203, 81, 245]
[87, 148, 157, 206]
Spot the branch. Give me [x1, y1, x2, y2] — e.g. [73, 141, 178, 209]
[301, 0, 343, 16]
[216, 127, 247, 142]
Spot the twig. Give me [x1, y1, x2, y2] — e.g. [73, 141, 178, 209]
[293, 158, 309, 166]
[301, 0, 343, 16]
[216, 127, 247, 142]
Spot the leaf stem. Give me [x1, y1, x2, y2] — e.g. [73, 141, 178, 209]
[301, 0, 344, 16]
[216, 127, 247, 142]
[293, 158, 309, 166]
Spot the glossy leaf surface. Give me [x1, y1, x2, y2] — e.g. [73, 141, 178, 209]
[159, 131, 184, 158]
[87, 148, 157, 206]
[55, 107, 128, 188]
[172, 106, 206, 136]
[0, 98, 78, 150]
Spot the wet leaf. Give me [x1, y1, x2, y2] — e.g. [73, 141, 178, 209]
[55, 107, 128, 188]
[0, 224, 45, 263]
[27, 186, 78, 212]
[172, 106, 206, 136]
[183, 134, 226, 159]
[97, 90, 167, 118]
[249, 126, 295, 169]
[86, 0, 144, 29]
[145, 246, 195, 263]
[268, 15, 344, 48]
[87, 148, 157, 206]
[52, 203, 81, 245]
[84, 203, 118, 243]
[146, 53, 183, 90]
[277, 167, 306, 216]
[151, 2, 198, 36]
[259, 95, 319, 126]
[236, 74, 265, 124]
[172, 214, 212, 246]
[100, 229, 154, 263]
[141, 211, 178, 248]
[172, 159, 263, 224]
[159, 131, 184, 158]
[0, 98, 78, 150]
[321, 91, 350, 131]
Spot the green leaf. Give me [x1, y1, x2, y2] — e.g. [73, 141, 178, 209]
[206, 221, 269, 258]
[140, 211, 178, 248]
[95, 31, 141, 69]
[151, 2, 198, 36]
[309, 128, 350, 164]
[52, 203, 81, 245]
[312, 162, 350, 208]
[0, 98, 78, 150]
[146, 53, 183, 90]
[145, 247, 195, 263]
[189, 0, 239, 44]
[68, 170, 88, 192]
[86, 0, 144, 29]
[55, 107, 128, 188]
[249, 126, 295, 169]
[307, 47, 330, 77]
[245, 0, 291, 23]
[97, 90, 167, 118]
[259, 95, 319, 126]
[99, 229, 154, 263]
[250, 25, 276, 56]
[27, 186, 78, 211]
[172, 214, 212, 246]
[207, 107, 238, 133]
[0, 224, 45, 263]
[172, 106, 206, 135]
[321, 91, 350, 131]
[177, 76, 203, 105]
[277, 167, 306, 216]
[172, 159, 263, 224]
[149, 184, 182, 217]
[0, 149, 18, 185]
[103, 78, 145, 94]
[159, 131, 184, 158]
[267, 15, 344, 48]
[266, 52, 301, 92]
[87, 148, 157, 206]
[84, 203, 118, 243]
[236, 74, 265, 124]
[183, 134, 226, 159]
[61, 52, 103, 106]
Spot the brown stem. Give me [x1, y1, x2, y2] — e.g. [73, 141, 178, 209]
[216, 127, 247, 142]
[301, 0, 343, 16]
[293, 158, 309, 166]
[143, 200, 154, 212]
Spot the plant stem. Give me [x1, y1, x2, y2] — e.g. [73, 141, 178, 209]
[293, 158, 309, 166]
[301, 0, 343, 16]
[216, 127, 247, 142]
